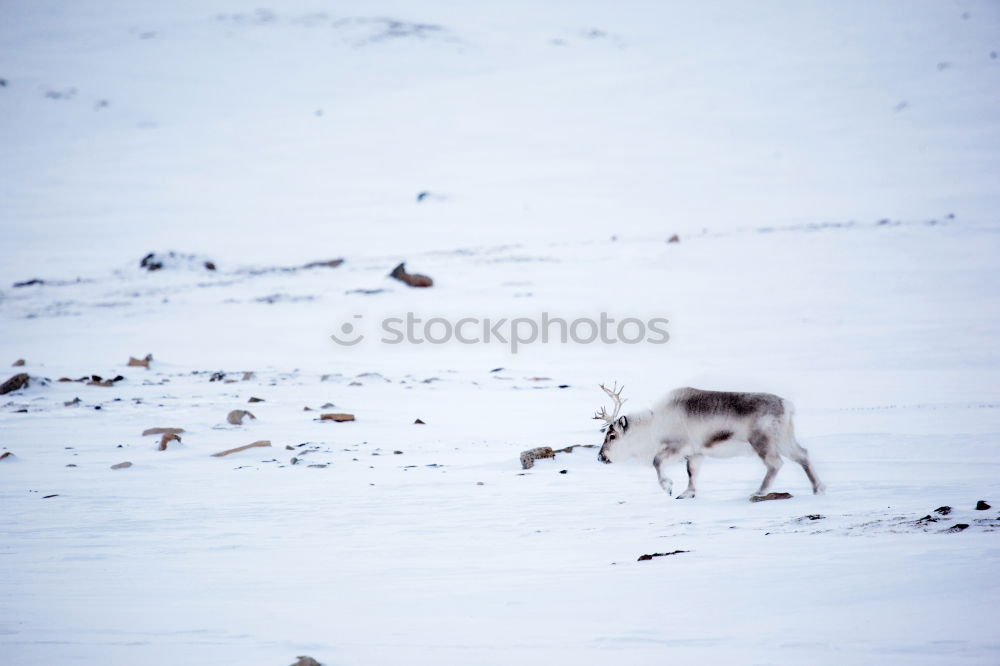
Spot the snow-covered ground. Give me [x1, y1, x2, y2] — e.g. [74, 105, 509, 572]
[2, 2, 999, 664]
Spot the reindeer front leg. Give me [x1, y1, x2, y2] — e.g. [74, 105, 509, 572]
[676, 454, 702, 499]
[653, 441, 686, 496]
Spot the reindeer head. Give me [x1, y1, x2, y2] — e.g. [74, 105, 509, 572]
[594, 382, 629, 464]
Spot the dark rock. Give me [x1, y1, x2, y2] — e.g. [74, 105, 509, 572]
[12, 278, 44, 287]
[0, 372, 29, 394]
[935, 506, 952, 515]
[290, 657, 322, 666]
[637, 550, 688, 561]
[945, 523, 969, 533]
[976, 500, 991, 511]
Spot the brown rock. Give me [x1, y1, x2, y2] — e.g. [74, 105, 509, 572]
[142, 427, 185, 436]
[159, 433, 181, 451]
[127, 354, 153, 368]
[389, 262, 433, 288]
[211, 440, 271, 457]
[12, 359, 25, 367]
[248, 396, 264, 403]
[320, 413, 355, 422]
[520, 446, 555, 470]
[750, 492, 793, 502]
[667, 234, 680, 243]
[0, 373, 29, 394]
[0, 451, 14, 461]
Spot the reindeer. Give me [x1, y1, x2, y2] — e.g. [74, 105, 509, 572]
[594, 383, 825, 499]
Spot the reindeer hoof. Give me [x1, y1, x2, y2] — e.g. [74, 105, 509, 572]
[676, 490, 695, 499]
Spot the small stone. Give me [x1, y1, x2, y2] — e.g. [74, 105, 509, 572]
[945, 523, 969, 533]
[0, 451, 14, 461]
[393, 450, 403, 455]
[934, 506, 952, 515]
[559, 469, 568, 474]
[667, 234, 680, 243]
[975, 500, 991, 510]
[248, 396, 264, 403]
[414, 418, 425, 424]
[749, 492, 793, 502]
[110, 461, 132, 470]
[290, 656, 322, 666]
[12, 359, 25, 367]
[227, 409, 256, 425]
[319, 413, 355, 422]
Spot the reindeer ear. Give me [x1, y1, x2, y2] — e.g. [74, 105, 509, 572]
[618, 415, 628, 431]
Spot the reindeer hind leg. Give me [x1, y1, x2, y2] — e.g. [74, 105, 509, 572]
[749, 430, 783, 497]
[784, 438, 825, 495]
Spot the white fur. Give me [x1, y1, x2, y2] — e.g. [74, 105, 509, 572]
[597, 387, 825, 499]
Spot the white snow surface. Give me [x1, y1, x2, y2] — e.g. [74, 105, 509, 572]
[2, 1, 999, 664]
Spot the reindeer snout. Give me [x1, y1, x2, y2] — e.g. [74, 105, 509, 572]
[598, 450, 611, 464]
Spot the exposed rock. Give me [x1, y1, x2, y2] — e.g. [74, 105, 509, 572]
[667, 234, 680, 243]
[290, 655, 322, 666]
[750, 492, 793, 502]
[211, 440, 271, 457]
[638, 550, 688, 561]
[159, 433, 181, 451]
[12, 359, 25, 367]
[935, 506, 952, 515]
[389, 262, 433, 288]
[945, 523, 970, 533]
[140, 251, 216, 272]
[128, 354, 153, 369]
[552, 444, 597, 454]
[302, 259, 344, 269]
[248, 396, 265, 403]
[12, 278, 44, 287]
[414, 418, 425, 424]
[0, 451, 14, 461]
[142, 427, 185, 436]
[227, 409, 257, 425]
[87, 375, 124, 387]
[520, 446, 554, 469]
[1, 373, 29, 394]
[320, 413, 355, 422]
[976, 500, 991, 510]
[110, 461, 132, 470]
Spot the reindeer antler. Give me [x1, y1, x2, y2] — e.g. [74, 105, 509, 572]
[593, 382, 627, 425]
